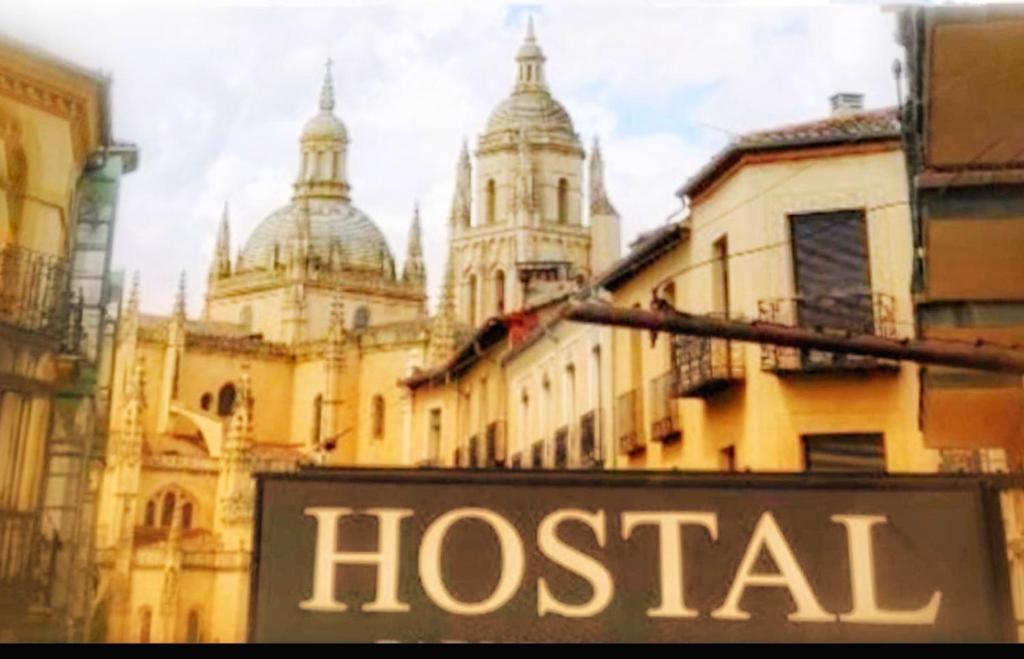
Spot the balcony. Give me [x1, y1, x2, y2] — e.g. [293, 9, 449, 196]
[616, 389, 645, 456]
[467, 435, 481, 468]
[649, 372, 682, 445]
[671, 317, 745, 397]
[939, 449, 1011, 474]
[531, 440, 545, 469]
[579, 410, 602, 468]
[0, 245, 79, 347]
[485, 421, 507, 468]
[553, 426, 569, 469]
[0, 509, 58, 612]
[509, 452, 523, 469]
[453, 446, 465, 468]
[758, 293, 899, 374]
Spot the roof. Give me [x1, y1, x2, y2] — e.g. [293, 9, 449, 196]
[593, 221, 687, 292]
[678, 107, 901, 200]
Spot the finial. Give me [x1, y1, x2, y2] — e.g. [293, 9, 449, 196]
[319, 57, 335, 112]
[525, 15, 536, 43]
[173, 270, 186, 319]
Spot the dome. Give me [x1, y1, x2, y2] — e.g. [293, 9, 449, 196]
[301, 111, 347, 142]
[240, 198, 393, 272]
[485, 89, 576, 136]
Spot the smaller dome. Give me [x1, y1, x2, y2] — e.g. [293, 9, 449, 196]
[485, 90, 576, 137]
[301, 111, 347, 142]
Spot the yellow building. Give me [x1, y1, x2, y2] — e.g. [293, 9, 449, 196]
[0, 35, 136, 641]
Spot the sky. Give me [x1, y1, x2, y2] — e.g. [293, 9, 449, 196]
[0, 0, 909, 315]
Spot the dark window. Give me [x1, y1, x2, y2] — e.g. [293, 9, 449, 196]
[467, 274, 477, 325]
[139, 608, 152, 643]
[144, 500, 155, 526]
[531, 440, 544, 469]
[372, 395, 385, 439]
[557, 178, 569, 223]
[186, 610, 200, 643]
[469, 436, 480, 468]
[495, 270, 506, 315]
[217, 383, 236, 417]
[353, 306, 370, 330]
[181, 502, 193, 530]
[719, 445, 736, 472]
[161, 492, 176, 527]
[486, 179, 496, 224]
[199, 393, 212, 411]
[312, 394, 323, 447]
[803, 433, 885, 473]
[428, 409, 441, 463]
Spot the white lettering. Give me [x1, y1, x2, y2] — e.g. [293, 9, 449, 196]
[537, 509, 614, 618]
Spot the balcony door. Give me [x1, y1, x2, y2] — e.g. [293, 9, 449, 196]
[790, 210, 873, 366]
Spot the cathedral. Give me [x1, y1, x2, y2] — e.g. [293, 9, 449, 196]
[92, 19, 621, 642]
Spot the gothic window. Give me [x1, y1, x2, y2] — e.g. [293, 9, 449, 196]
[161, 492, 176, 527]
[372, 395, 385, 439]
[239, 305, 252, 330]
[200, 392, 212, 411]
[557, 178, 569, 224]
[486, 179, 496, 224]
[144, 500, 155, 526]
[495, 270, 506, 315]
[353, 306, 370, 330]
[186, 609, 201, 643]
[467, 274, 478, 325]
[312, 394, 323, 447]
[181, 502, 193, 530]
[139, 607, 152, 643]
[217, 383, 236, 417]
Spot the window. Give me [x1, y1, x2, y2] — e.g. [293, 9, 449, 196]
[139, 607, 152, 643]
[802, 433, 885, 473]
[711, 236, 730, 316]
[557, 178, 568, 224]
[311, 394, 323, 447]
[353, 306, 370, 330]
[238, 305, 252, 330]
[372, 395, 385, 439]
[564, 364, 576, 429]
[161, 492, 176, 527]
[216, 383, 236, 417]
[199, 392, 212, 411]
[495, 270, 506, 315]
[186, 609, 200, 643]
[181, 502, 193, 530]
[486, 179, 496, 224]
[467, 274, 478, 325]
[719, 445, 736, 472]
[144, 500, 155, 526]
[520, 389, 530, 458]
[428, 409, 441, 463]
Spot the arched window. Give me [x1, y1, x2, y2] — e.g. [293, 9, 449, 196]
[557, 178, 569, 224]
[238, 306, 252, 330]
[217, 383, 236, 417]
[181, 502, 193, 530]
[467, 275, 478, 325]
[486, 179, 496, 225]
[144, 500, 155, 527]
[199, 392, 212, 411]
[311, 394, 323, 447]
[139, 607, 152, 643]
[353, 306, 370, 330]
[161, 492, 176, 527]
[495, 270, 506, 315]
[186, 609, 201, 643]
[372, 395, 385, 439]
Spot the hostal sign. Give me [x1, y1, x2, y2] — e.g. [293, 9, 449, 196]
[249, 469, 1014, 642]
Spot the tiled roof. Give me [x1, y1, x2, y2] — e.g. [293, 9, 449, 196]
[679, 107, 901, 199]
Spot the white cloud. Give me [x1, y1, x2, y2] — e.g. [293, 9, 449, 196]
[0, 0, 904, 314]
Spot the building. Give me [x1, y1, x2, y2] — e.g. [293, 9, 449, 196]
[897, 4, 1024, 637]
[0, 34, 137, 641]
[91, 19, 622, 642]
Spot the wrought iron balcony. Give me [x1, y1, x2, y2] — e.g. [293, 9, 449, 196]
[509, 452, 523, 469]
[616, 389, 645, 455]
[579, 410, 602, 468]
[531, 440, 545, 469]
[758, 293, 899, 373]
[0, 245, 79, 347]
[553, 426, 569, 469]
[0, 509, 58, 612]
[485, 420, 507, 468]
[649, 372, 681, 445]
[671, 316, 745, 398]
[467, 434, 481, 468]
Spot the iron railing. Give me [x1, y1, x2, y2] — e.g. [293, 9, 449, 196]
[579, 410, 602, 468]
[553, 426, 569, 469]
[0, 509, 58, 611]
[758, 293, 899, 372]
[467, 435, 481, 468]
[0, 245, 80, 348]
[939, 448, 1012, 474]
[509, 453, 523, 469]
[671, 314, 745, 397]
[486, 421, 506, 468]
[531, 440, 545, 469]
[616, 389, 644, 455]
[649, 372, 681, 444]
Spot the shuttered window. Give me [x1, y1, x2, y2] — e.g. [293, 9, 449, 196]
[802, 433, 885, 473]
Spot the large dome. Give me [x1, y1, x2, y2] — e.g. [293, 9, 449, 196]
[240, 198, 393, 272]
[485, 89, 576, 136]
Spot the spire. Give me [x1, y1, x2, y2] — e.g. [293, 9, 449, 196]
[589, 135, 618, 216]
[402, 202, 426, 286]
[127, 270, 140, 316]
[428, 251, 458, 365]
[449, 141, 472, 229]
[172, 271, 186, 322]
[319, 57, 335, 112]
[515, 14, 546, 90]
[210, 202, 232, 281]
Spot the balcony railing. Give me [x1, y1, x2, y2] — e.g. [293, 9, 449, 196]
[616, 389, 644, 455]
[758, 293, 899, 373]
[649, 372, 681, 444]
[468, 435, 481, 468]
[453, 447, 465, 468]
[531, 440, 545, 469]
[509, 452, 523, 469]
[486, 421, 507, 468]
[0, 245, 85, 348]
[939, 449, 1012, 474]
[579, 410, 602, 468]
[0, 509, 58, 610]
[553, 426, 569, 469]
[671, 315, 745, 397]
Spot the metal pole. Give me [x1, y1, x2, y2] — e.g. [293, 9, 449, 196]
[565, 302, 1024, 374]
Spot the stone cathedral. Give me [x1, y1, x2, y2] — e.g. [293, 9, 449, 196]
[93, 20, 621, 643]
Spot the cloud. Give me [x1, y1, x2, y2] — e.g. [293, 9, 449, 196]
[0, 1, 903, 315]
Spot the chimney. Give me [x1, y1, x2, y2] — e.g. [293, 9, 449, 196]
[829, 92, 864, 116]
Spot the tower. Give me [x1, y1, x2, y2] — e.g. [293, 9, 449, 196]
[588, 136, 622, 274]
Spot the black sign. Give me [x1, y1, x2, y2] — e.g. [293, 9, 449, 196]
[249, 469, 1015, 642]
